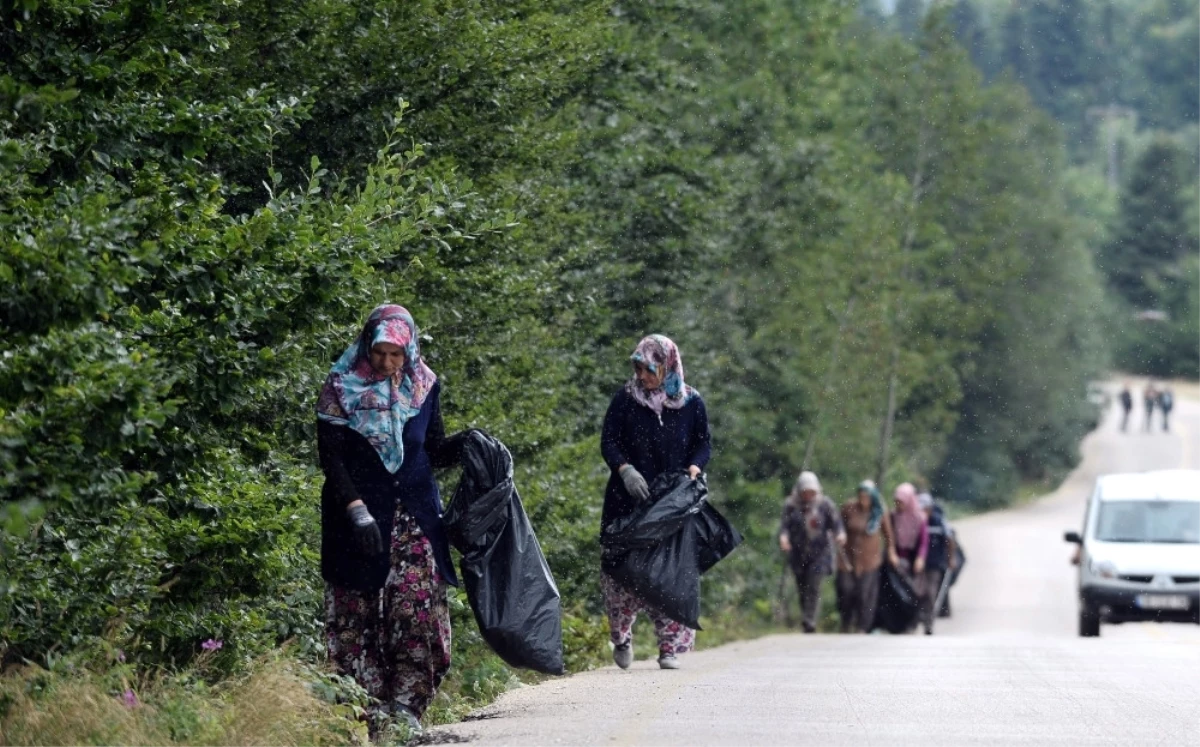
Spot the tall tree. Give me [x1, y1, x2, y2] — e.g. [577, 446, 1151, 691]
[950, 0, 994, 76]
[1102, 137, 1195, 306]
[894, 0, 926, 38]
[1000, 2, 1035, 88]
[1031, 0, 1092, 88]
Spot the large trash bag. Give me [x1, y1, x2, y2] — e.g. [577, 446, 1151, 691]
[949, 542, 967, 586]
[443, 431, 564, 675]
[871, 563, 919, 634]
[938, 541, 967, 618]
[600, 471, 742, 630]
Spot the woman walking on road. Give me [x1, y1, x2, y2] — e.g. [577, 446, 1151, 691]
[836, 480, 893, 633]
[888, 482, 929, 632]
[917, 492, 956, 635]
[1143, 382, 1158, 432]
[1159, 387, 1175, 432]
[317, 304, 469, 738]
[600, 334, 711, 670]
[779, 471, 846, 633]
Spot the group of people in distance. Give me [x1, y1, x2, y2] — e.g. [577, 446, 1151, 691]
[1118, 381, 1175, 433]
[779, 473, 958, 635]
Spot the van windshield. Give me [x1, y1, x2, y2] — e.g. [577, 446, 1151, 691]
[1096, 501, 1200, 544]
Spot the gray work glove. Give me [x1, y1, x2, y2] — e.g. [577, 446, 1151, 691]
[347, 503, 384, 556]
[619, 464, 650, 501]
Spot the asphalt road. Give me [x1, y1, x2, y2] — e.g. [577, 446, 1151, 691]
[428, 388, 1200, 746]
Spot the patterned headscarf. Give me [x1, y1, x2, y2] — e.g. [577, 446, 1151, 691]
[316, 304, 437, 473]
[626, 334, 696, 424]
[857, 480, 884, 535]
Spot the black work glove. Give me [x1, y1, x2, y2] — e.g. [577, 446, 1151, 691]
[347, 503, 384, 556]
[619, 464, 650, 501]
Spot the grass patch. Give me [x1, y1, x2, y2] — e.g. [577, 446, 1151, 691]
[0, 652, 365, 747]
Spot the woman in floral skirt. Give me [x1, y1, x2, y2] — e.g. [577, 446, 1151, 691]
[316, 304, 467, 738]
[599, 334, 711, 670]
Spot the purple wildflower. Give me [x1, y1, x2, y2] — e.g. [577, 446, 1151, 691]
[116, 650, 126, 663]
[201, 638, 224, 652]
[121, 689, 139, 708]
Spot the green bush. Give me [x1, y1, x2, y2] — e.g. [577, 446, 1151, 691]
[1, 1, 1123, 728]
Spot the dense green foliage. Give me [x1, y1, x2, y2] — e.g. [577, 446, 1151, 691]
[936, 0, 1199, 377]
[1, 0, 1123, 716]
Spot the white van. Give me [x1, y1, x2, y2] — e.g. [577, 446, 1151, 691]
[1064, 469, 1200, 637]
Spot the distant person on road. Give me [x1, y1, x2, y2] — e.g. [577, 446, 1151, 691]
[600, 334, 710, 671]
[1143, 382, 1158, 432]
[779, 470, 847, 633]
[836, 480, 893, 634]
[888, 482, 929, 632]
[317, 304, 470, 739]
[918, 493, 957, 635]
[1159, 387, 1174, 432]
[1118, 382, 1133, 432]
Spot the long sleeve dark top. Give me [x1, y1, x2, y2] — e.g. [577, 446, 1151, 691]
[779, 496, 844, 575]
[599, 386, 712, 531]
[318, 380, 463, 591]
[925, 506, 954, 572]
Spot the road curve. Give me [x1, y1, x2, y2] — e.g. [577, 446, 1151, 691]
[427, 389, 1200, 746]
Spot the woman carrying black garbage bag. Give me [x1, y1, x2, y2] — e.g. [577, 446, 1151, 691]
[888, 482, 929, 633]
[316, 304, 470, 739]
[600, 334, 711, 670]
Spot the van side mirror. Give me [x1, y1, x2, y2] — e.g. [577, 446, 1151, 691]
[1063, 531, 1083, 544]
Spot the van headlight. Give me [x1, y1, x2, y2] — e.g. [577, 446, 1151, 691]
[1089, 559, 1118, 579]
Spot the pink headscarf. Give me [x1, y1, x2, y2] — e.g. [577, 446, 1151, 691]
[891, 482, 928, 556]
[626, 334, 697, 424]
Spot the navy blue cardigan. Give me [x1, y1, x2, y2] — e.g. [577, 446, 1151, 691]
[599, 386, 712, 531]
[318, 381, 462, 591]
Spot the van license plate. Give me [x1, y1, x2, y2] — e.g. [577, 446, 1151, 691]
[1135, 594, 1189, 610]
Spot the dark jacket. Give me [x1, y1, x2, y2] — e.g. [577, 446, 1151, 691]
[318, 380, 463, 591]
[599, 387, 711, 532]
[780, 496, 843, 575]
[1159, 391, 1174, 412]
[1119, 389, 1133, 410]
[925, 505, 954, 572]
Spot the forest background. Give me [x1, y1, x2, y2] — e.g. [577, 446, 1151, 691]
[1, 0, 1196, 742]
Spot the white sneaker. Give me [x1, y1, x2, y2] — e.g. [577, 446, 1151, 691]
[613, 642, 632, 669]
[657, 654, 680, 670]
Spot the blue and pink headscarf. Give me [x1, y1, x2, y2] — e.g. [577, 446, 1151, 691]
[627, 334, 697, 424]
[857, 479, 884, 535]
[316, 304, 437, 473]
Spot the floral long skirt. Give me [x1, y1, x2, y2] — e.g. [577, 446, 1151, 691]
[601, 573, 695, 657]
[325, 512, 451, 722]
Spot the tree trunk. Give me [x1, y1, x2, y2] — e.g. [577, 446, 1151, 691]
[874, 117, 929, 486]
[875, 343, 901, 486]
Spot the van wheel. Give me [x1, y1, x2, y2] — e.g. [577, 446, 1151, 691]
[1079, 606, 1100, 637]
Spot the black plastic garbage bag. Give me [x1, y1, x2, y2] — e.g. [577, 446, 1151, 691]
[600, 471, 742, 630]
[949, 542, 967, 586]
[937, 542, 967, 618]
[871, 563, 919, 634]
[443, 431, 564, 675]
